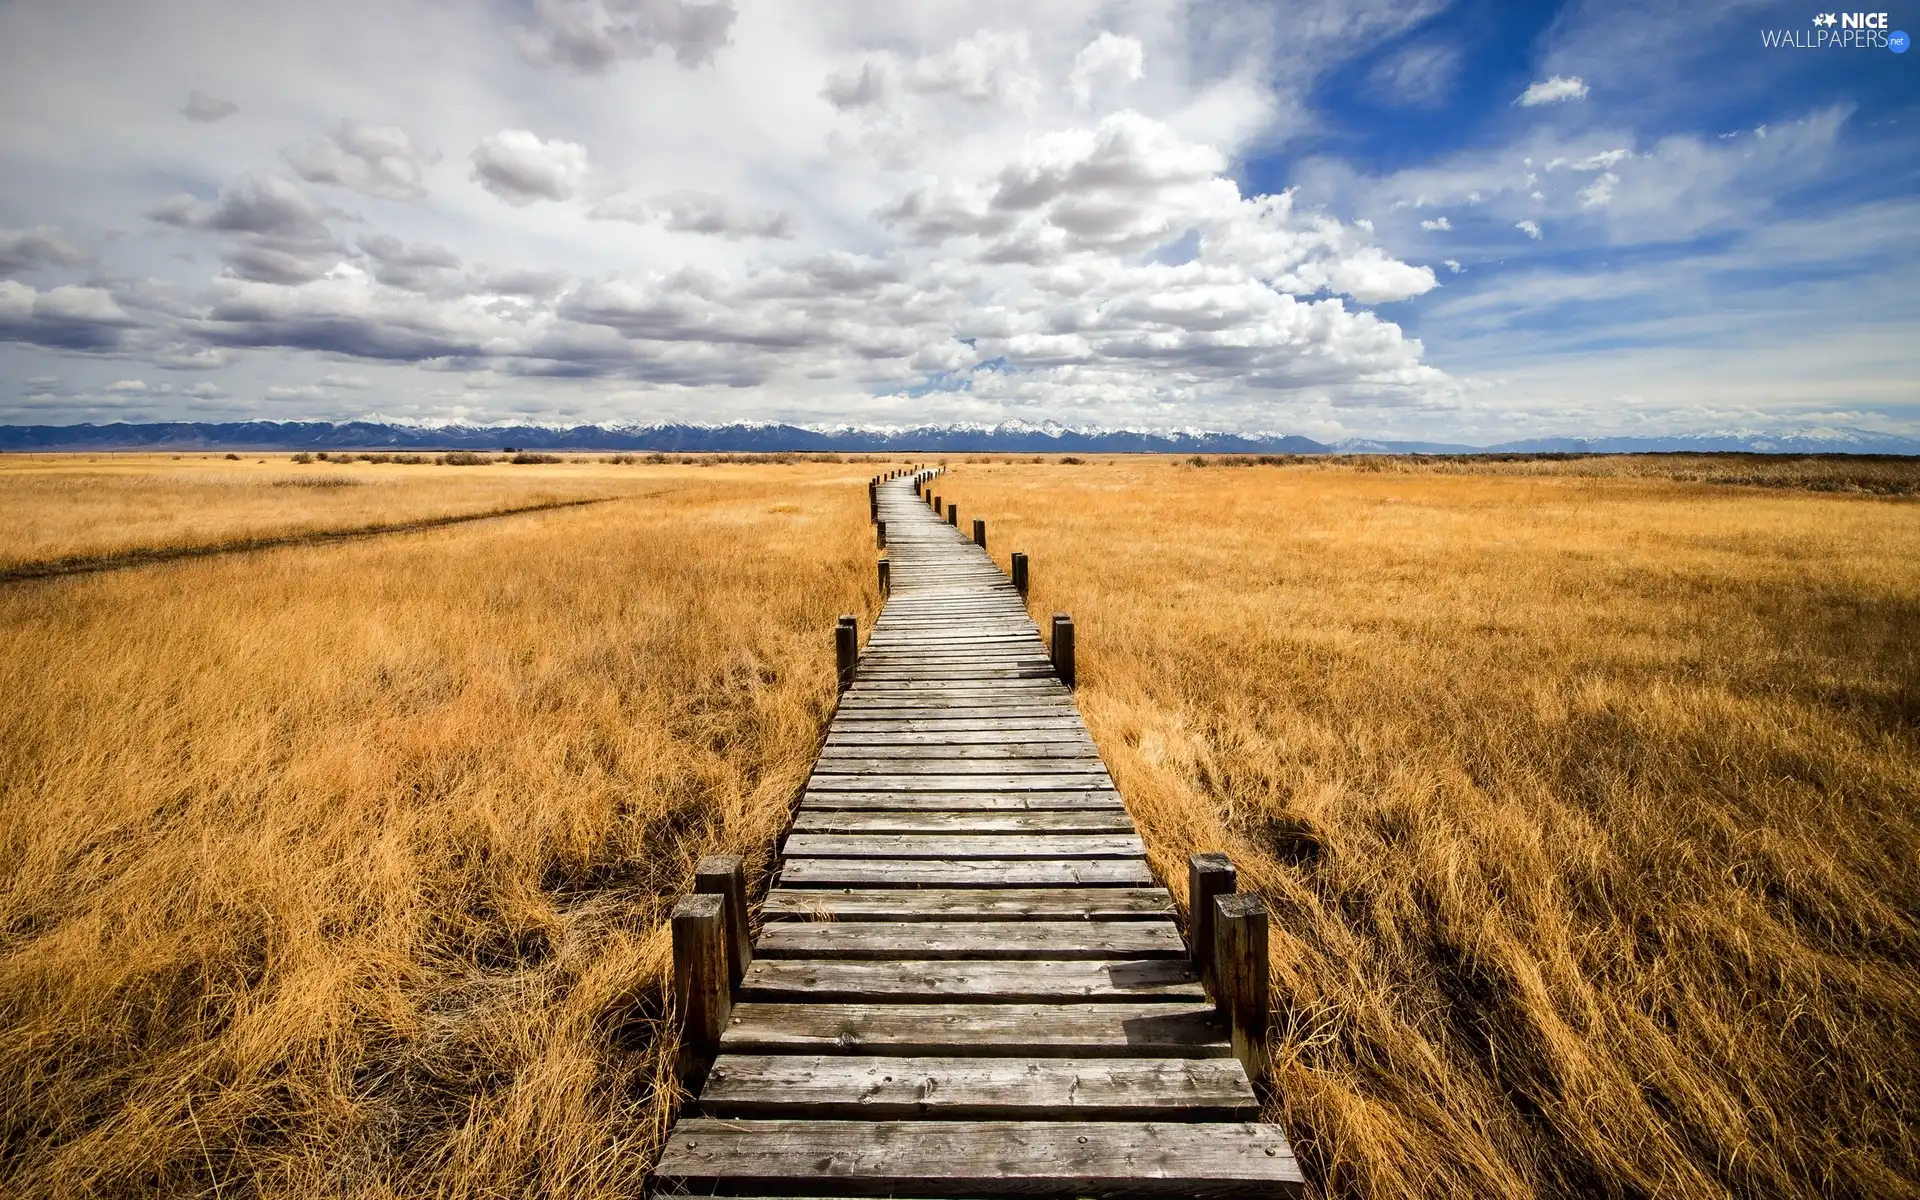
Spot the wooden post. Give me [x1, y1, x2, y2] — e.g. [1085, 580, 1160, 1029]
[946, 503, 957, 526]
[1187, 853, 1237, 991]
[933, 493, 941, 512]
[835, 615, 857, 691]
[694, 854, 751, 986]
[972, 518, 986, 548]
[876, 520, 887, 548]
[1051, 612, 1075, 689]
[867, 480, 877, 522]
[672, 893, 729, 1087]
[1213, 893, 1270, 1085]
[1011, 552, 1029, 598]
[877, 556, 890, 592]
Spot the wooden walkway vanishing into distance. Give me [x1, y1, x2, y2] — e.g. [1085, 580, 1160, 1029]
[649, 471, 1303, 1197]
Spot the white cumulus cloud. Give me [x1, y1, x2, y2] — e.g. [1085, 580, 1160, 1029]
[1420, 216, 1451, 231]
[1515, 218, 1543, 239]
[1069, 32, 1145, 108]
[590, 190, 793, 238]
[285, 121, 434, 201]
[825, 30, 1042, 113]
[469, 130, 590, 206]
[1516, 75, 1589, 106]
[514, 0, 737, 71]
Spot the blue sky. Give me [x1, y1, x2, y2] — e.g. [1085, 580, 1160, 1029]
[0, 0, 1914, 440]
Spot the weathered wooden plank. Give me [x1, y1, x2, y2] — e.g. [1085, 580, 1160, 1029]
[816, 743, 1101, 761]
[828, 715, 1089, 731]
[863, 637, 1041, 649]
[761, 886, 1172, 921]
[799, 790, 1126, 811]
[739, 957, 1204, 1002]
[861, 643, 1041, 650]
[826, 728, 1093, 745]
[779, 857, 1155, 888]
[832, 708, 1084, 723]
[812, 754, 1107, 773]
[856, 662, 1053, 673]
[858, 662, 1047, 672]
[846, 684, 1065, 697]
[833, 703, 1079, 717]
[789, 810, 1131, 834]
[756, 919, 1184, 960]
[652, 1119, 1303, 1197]
[697, 1056, 1256, 1120]
[839, 684, 1066, 696]
[781, 833, 1146, 860]
[805, 774, 1114, 792]
[721, 1002, 1229, 1056]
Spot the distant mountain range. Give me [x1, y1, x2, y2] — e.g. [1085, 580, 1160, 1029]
[2, 419, 1916, 456]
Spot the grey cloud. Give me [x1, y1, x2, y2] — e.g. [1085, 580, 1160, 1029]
[358, 232, 461, 290]
[789, 252, 901, 295]
[877, 182, 1007, 240]
[560, 276, 815, 349]
[823, 32, 1040, 114]
[470, 130, 589, 206]
[219, 242, 340, 285]
[181, 90, 238, 122]
[884, 113, 1226, 259]
[514, 0, 736, 72]
[992, 116, 1223, 213]
[157, 344, 235, 370]
[149, 175, 346, 284]
[823, 59, 895, 110]
[0, 281, 142, 351]
[148, 174, 337, 240]
[285, 121, 433, 201]
[478, 268, 569, 298]
[195, 290, 485, 361]
[590, 190, 793, 239]
[0, 226, 91, 276]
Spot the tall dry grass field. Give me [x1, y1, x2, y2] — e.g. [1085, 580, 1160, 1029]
[0, 453, 682, 573]
[940, 456, 1920, 1200]
[0, 458, 885, 1197]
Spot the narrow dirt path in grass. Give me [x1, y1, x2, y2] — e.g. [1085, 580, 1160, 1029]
[0, 496, 625, 584]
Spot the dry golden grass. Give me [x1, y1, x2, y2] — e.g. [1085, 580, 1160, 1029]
[0, 460, 887, 1197]
[0, 454, 701, 572]
[941, 456, 1920, 1200]
[1183, 451, 1920, 496]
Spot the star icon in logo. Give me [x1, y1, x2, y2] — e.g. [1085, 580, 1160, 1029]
[1813, 12, 1837, 26]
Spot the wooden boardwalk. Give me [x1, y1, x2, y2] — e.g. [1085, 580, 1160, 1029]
[650, 474, 1303, 1197]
